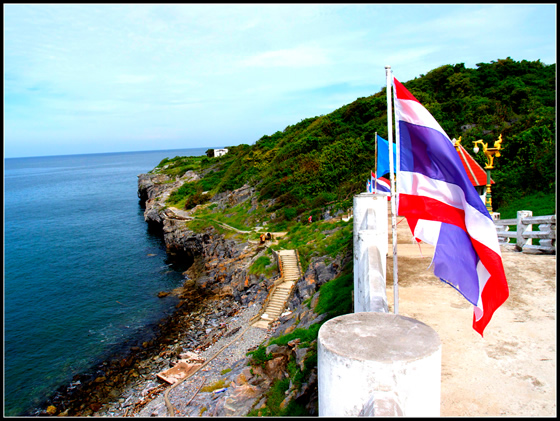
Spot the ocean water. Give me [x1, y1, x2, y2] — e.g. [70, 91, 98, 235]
[4, 148, 207, 416]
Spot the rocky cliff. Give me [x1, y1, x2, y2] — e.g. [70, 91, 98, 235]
[135, 169, 348, 416]
[138, 172, 275, 306]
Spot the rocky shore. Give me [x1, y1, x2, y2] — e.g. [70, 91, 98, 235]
[36, 167, 346, 417]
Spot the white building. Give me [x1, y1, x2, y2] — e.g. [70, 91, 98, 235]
[214, 148, 229, 157]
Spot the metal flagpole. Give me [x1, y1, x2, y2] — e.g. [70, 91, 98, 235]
[385, 65, 398, 314]
[374, 132, 378, 193]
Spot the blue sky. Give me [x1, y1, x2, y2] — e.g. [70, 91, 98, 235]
[4, 4, 556, 158]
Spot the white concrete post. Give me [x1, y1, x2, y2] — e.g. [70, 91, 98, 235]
[318, 312, 441, 417]
[517, 210, 533, 250]
[353, 193, 389, 313]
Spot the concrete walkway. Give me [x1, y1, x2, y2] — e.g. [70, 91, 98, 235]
[386, 210, 556, 416]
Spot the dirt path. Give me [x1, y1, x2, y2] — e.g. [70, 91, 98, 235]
[386, 215, 556, 417]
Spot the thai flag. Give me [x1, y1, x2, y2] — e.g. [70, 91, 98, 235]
[393, 75, 508, 336]
[371, 171, 391, 194]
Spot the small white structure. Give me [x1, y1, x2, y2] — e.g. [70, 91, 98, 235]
[213, 148, 229, 157]
[318, 312, 441, 417]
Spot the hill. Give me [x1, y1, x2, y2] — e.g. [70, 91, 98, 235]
[157, 57, 555, 223]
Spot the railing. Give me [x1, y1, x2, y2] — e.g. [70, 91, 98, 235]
[494, 211, 556, 254]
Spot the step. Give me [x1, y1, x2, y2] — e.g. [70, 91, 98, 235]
[252, 320, 270, 329]
[267, 310, 283, 320]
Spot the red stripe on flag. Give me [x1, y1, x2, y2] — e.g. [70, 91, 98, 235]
[400, 194, 508, 336]
[398, 194, 467, 231]
[393, 77, 420, 103]
[470, 238, 509, 336]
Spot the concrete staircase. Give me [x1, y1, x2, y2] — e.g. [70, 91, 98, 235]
[252, 250, 301, 329]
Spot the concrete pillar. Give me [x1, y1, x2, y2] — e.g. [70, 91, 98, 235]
[516, 210, 533, 250]
[353, 193, 389, 313]
[318, 312, 441, 417]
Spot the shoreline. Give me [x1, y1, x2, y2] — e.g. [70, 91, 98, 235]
[30, 283, 244, 417]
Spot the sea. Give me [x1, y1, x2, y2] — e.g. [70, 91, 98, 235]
[4, 148, 208, 416]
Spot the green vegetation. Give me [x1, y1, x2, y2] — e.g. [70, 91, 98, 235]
[496, 191, 556, 219]
[200, 379, 229, 393]
[151, 155, 206, 177]
[268, 323, 322, 348]
[247, 343, 319, 417]
[271, 219, 352, 272]
[315, 269, 354, 319]
[248, 256, 276, 277]
[246, 345, 273, 368]
[165, 58, 554, 224]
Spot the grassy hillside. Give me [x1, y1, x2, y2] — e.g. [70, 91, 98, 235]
[155, 57, 555, 224]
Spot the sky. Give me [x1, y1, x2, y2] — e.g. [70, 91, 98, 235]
[3, 3, 557, 158]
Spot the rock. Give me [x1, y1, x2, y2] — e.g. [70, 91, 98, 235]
[222, 383, 261, 416]
[46, 405, 57, 415]
[157, 291, 170, 298]
[58, 408, 70, 416]
[265, 344, 289, 357]
[94, 376, 106, 383]
[294, 346, 309, 370]
[264, 356, 288, 381]
[89, 402, 102, 412]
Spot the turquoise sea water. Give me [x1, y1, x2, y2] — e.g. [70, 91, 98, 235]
[4, 148, 206, 416]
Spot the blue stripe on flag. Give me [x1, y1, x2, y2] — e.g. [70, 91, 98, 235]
[432, 223, 480, 306]
[399, 120, 490, 218]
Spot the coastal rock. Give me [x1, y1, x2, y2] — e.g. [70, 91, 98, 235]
[222, 383, 262, 416]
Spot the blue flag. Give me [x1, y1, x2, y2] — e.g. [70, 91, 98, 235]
[376, 134, 397, 178]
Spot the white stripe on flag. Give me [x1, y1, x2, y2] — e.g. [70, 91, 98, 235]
[400, 171, 502, 256]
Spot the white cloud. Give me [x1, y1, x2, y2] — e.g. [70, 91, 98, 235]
[3, 3, 557, 157]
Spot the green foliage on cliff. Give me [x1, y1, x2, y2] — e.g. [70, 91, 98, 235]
[165, 58, 554, 218]
[248, 256, 276, 277]
[271, 219, 352, 272]
[151, 155, 206, 177]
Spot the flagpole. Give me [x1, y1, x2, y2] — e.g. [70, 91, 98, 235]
[374, 132, 378, 193]
[385, 65, 398, 315]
